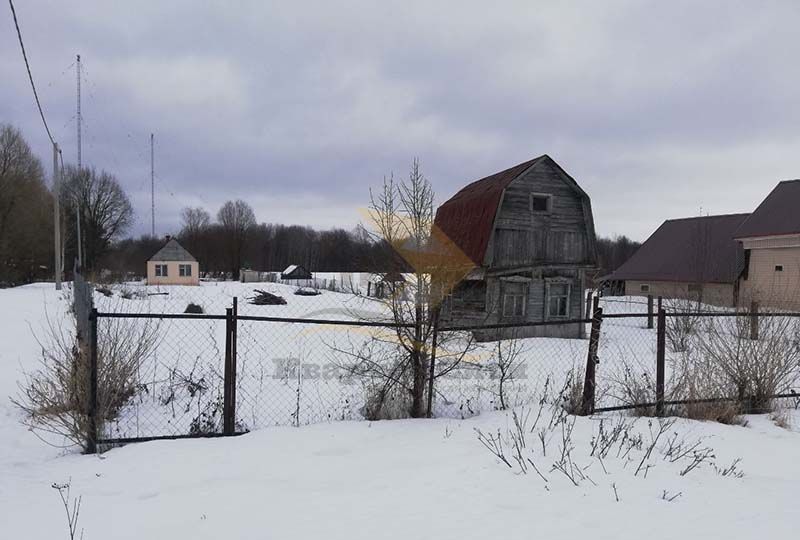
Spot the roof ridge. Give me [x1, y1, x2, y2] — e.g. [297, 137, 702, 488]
[664, 212, 750, 223]
[443, 154, 546, 200]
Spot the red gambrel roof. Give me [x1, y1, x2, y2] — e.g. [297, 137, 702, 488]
[607, 214, 750, 285]
[734, 180, 800, 239]
[433, 156, 546, 265]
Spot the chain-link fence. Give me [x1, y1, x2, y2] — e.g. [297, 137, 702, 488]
[81, 282, 800, 451]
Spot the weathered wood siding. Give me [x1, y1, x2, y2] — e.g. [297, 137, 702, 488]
[490, 160, 592, 268]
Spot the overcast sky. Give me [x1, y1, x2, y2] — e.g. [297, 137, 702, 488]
[3, 1, 800, 241]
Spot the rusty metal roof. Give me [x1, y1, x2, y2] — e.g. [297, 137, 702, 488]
[734, 180, 800, 239]
[433, 156, 546, 265]
[607, 213, 750, 284]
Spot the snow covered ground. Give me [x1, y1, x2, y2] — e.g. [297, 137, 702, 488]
[1, 283, 799, 539]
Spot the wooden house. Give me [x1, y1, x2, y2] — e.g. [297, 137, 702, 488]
[434, 155, 598, 340]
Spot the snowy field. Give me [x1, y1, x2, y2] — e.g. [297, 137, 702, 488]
[1, 283, 799, 539]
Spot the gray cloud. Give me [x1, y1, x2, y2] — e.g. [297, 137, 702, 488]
[3, 0, 800, 240]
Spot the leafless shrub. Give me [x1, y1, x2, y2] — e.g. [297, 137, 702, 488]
[691, 313, 800, 413]
[612, 366, 656, 417]
[52, 480, 84, 540]
[770, 407, 792, 430]
[14, 305, 160, 451]
[665, 298, 701, 353]
[557, 370, 584, 416]
[491, 333, 528, 410]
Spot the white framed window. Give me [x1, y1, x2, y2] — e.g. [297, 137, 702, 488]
[155, 264, 168, 277]
[640, 284, 650, 293]
[547, 282, 571, 318]
[502, 281, 527, 318]
[179, 264, 192, 277]
[530, 193, 552, 213]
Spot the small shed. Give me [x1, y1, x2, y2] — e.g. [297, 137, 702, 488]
[147, 237, 199, 286]
[367, 272, 407, 299]
[281, 265, 312, 281]
[240, 269, 261, 283]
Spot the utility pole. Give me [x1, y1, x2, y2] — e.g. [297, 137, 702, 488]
[53, 142, 62, 290]
[151, 133, 155, 237]
[75, 54, 83, 268]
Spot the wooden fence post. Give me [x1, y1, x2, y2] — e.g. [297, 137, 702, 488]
[87, 308, 98, 454]
[750, 301, 759, 341]
[581, 306, 603, 415]
[426, 306, 441, 418]
[585, 290, 593, 320]
[656, 307, 666, 416]
[647, 295, 654, 329]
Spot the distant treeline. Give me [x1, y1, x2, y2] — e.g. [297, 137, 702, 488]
[596, 235, 641, 278]
[101, 222, 399, 278]
[103, 221, 642, 280]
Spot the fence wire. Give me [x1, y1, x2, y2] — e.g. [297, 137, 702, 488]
[88, 283, 800, 445]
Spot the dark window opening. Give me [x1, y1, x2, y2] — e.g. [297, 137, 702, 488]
[452, 281, 487, 312]
[775, 265, 784, 272]
[531, 194, 551, 212]
[742, 250, 751, 280]
[640, 284, 650, 293]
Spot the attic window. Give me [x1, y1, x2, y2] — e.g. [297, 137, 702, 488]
[775, 265, 784, 272]
[640, 284, 650, 293]
[531, 194, 552, 213]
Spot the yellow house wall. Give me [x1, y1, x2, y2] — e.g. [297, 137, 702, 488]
[147, 261, 200, 286]
[623, 280, 735, 307]
[738, 246, 800, 309]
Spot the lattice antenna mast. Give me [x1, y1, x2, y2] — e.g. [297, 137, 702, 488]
[151, 133, 155, 237]
[77, 54, 81, 167]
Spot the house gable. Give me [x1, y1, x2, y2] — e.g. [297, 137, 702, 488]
[488, 156, 596, 269]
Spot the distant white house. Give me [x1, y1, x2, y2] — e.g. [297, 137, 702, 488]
[147, 237, 199, 286]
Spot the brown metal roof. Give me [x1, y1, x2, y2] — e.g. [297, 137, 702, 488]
[607, 213, 750, 284]
[433, 156, 546, 265]
[734, 180, 800, 239]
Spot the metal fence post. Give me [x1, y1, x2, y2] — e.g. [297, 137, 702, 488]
[656, 307, 666, 416]
[581, 305, 603, 415]
[232, 297, 238, 422]
[647, 295, 654, 329]
[87, 308, 98, 454]
[223, 307, 235, 435]
[749, 301, 759, 340]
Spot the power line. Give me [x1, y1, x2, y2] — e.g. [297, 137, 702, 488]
[7, 0, 55, 144]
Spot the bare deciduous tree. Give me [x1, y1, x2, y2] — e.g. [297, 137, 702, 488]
[217, 199, 256, 278]
[61, 165, 133, 272]
[0, 124, 51, 285]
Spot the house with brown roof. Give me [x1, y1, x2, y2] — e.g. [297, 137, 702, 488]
[735, 180, 800, 309]
[605, 179, 800, 309]
[604, 214, 749, 306]
[433, 154, 598, 339]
